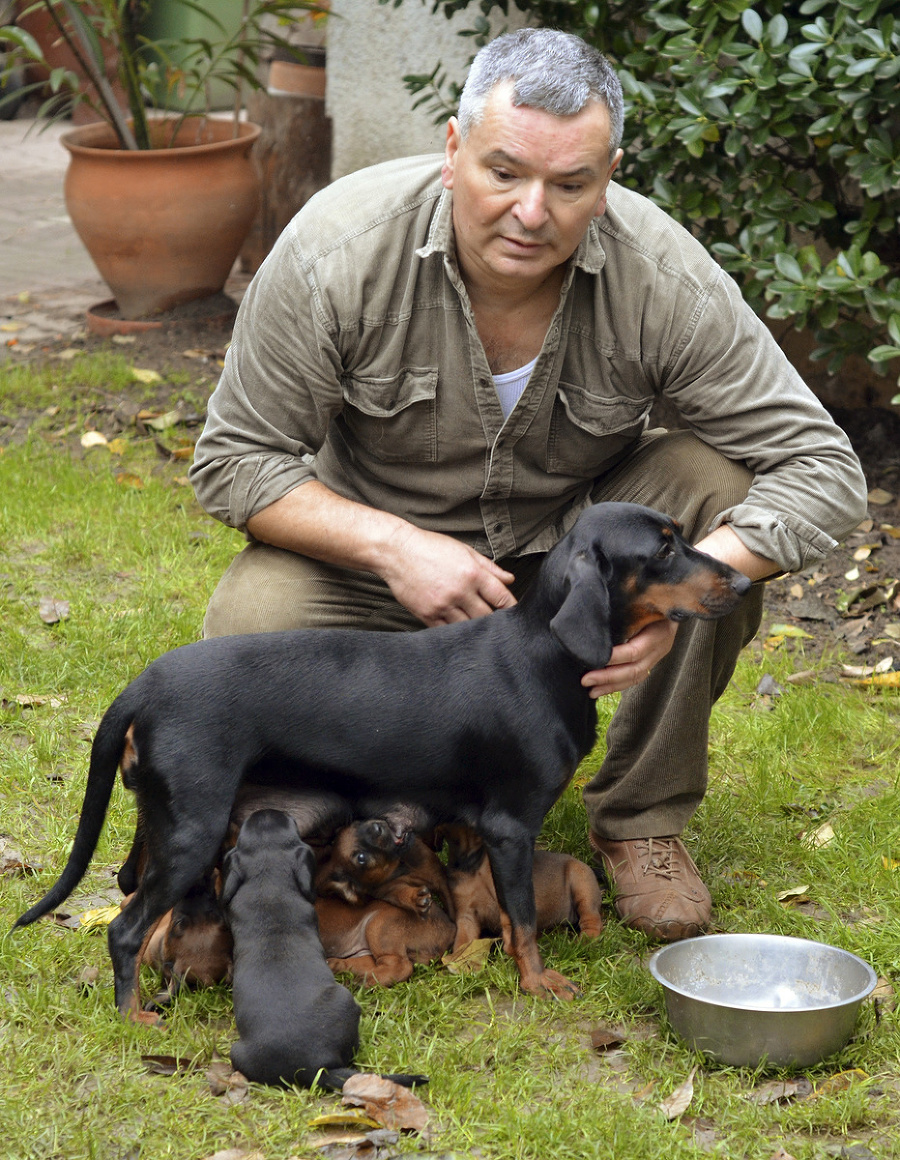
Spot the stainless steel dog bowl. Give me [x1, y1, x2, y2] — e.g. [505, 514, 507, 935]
[649, 933, 877, 1068]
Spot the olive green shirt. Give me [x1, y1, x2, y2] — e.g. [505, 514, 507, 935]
[190, 154, 867, 573]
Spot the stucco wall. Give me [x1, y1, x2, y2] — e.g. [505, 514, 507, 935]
[326, 0, 528, 178]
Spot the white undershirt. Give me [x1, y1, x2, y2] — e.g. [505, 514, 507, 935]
[492, 356, 539, 420]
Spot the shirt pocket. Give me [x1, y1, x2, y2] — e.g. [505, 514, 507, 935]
[546, 382, 652, 477]
[340, 367, 438, 464]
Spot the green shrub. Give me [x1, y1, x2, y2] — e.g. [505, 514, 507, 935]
[398, 0, 900, 403]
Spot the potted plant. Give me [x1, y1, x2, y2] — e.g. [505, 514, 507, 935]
[0, 0, 326, 320]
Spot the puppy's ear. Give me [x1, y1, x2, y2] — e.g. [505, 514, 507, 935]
[219, 848, 244, 908]
[549, 551, 614, 671]
[293, 842, 318, 900]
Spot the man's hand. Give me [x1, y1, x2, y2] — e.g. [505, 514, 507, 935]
[379, 523, 516, 625]
[581, 619, 678, 699]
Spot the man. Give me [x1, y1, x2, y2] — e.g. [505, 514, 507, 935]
[190, 29, 867, 941]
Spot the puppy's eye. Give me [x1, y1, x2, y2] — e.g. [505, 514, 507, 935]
[656, 543, 674, 560]
[355, 852, 368, 866]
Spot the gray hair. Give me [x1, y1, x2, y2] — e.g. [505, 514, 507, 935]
[457, 29, 624, 161]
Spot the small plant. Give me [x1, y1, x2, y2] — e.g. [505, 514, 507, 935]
[0, 0, 327, 149]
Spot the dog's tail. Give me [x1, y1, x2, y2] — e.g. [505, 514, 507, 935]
[13, 693, 135, 929]
[313, 1068, 429, 1092]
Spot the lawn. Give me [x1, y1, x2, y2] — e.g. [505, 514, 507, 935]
[1, 352, 899, 1160]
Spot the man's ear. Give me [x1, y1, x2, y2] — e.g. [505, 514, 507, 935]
[441, 117, 460, 189]
[549, 551, 614, 671]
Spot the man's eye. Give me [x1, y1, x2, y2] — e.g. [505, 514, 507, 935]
[492, 168, 515, 182]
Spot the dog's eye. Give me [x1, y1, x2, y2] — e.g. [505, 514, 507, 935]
[355, 852, 368, 866]
[656, 543, 674, 560]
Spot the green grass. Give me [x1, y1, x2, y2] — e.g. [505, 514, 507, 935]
[2, 356, 900, 1159]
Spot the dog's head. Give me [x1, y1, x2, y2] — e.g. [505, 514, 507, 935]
[315, 818, 405, 904]
[162, 880, 233, 987]
[547, 502, 751, 671]
[221, 809, 317, 906]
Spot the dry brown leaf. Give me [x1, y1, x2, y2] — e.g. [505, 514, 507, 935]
[141, 1054, 199, 1076]
[748, 1078, 812, 1105]
[80, 430, 108, 449]
[785, 669, 816, 685]
[39, 597, 70, 624]
[130, 367, 163, 385]
[207, 1062, 250, 1105]
[867, 487, 894, 505]
[341, 1074, 429, 1132]
[590, 1026, 627, 1052]
[658, 1066, 696, 1120]
[115, 472, 145, 489]
[306, 1108, 381, 1130]
[0, 836, 40, 877]
[13, 693, 66, 709]
[202, 1151, 264, 1160]
[442, 937, 496, 974]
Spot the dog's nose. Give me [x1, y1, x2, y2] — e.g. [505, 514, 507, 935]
[732, 573, 752, 596]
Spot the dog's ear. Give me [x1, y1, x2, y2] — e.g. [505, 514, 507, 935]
[219, 848, 244, 908]
[293, 842, 318, 900]
[549, 550, 614, 671]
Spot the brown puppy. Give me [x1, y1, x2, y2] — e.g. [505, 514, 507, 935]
[315, 817, 453, 917]
[443, 826, 604, 951]
[137, 876, 233, 1002]
[317, 895, 455, 987]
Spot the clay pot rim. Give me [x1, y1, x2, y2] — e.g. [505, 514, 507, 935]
[61, 117, 260, 158]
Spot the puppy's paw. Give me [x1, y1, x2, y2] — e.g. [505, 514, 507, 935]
[524, 969, 580, 1001]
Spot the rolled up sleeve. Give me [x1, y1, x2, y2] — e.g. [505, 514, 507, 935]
[190, 229, 343, 531]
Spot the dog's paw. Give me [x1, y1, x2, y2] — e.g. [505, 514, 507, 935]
[526, 969, 580, 1001]
[415, 886, 432, 916]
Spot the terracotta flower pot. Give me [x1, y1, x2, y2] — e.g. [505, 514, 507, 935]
[61, 118, 261, 320]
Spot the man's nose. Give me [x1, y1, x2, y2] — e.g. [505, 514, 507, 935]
[512, 181, 548, 231]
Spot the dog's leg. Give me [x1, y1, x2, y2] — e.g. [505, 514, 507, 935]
[485, 831, 579, 1000]
[563, 860, 605, 938]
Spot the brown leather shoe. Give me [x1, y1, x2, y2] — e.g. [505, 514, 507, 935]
[589, 834, 711, 942]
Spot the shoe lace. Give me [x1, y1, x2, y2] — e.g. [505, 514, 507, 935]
[636, 838, 678, 880]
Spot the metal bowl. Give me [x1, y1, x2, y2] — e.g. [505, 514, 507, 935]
[649, 933, 877, 1068]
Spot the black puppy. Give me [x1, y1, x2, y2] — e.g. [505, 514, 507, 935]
[222, 809, 425, 1090]
[15, 502, 750, 1012]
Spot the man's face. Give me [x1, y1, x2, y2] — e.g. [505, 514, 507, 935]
[442, 82, 622, 291]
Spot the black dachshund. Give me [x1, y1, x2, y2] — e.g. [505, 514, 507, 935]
[15, 502, 750, 1013]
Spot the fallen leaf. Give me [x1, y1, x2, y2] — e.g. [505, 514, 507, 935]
[0, 837, 40, 877]
[882, 855, 900, 871]
[0, 320, 26, 332]
[590, 1027, 627, 1052]
[130, 367, 163, 385]
[785, 669, 816, 685]
[141, 1054, 199, 1076]
[770, 1149, 797, 1160]
[777, 884, 811, 905]
[341, 1074, 429, 1133]
[442, 937, 496, 974]
[871, 977, 895, 1003]
[76, 965, 100, 988]
[11, 693, 66, 709]
[748, 1078, 812, 1105]
[39, 597, 70, 624]
[769, 624, 813, 639]
[852, 546, 875, 561]
[56, 348, 83, 360]
[801, 821, 835, 850]
[115, 473, 145, 489]
[812, 1068, 868, 1097]
[658, 1067, 696, 1120]
[111, 334, 136, 345]
[80, 430, 108, 449]
[789, 583, 805, 598]
[144, 409, 182, 431]
[867, 488, 894, 505]
[206, 1063, 249, 1105]
[841, 658, 895, 677]
[860, 672, 900, 688]
[844, 568, 860, 581]
[107, 437, 128, 455]
[306, 1109, 382, 1130]
[78, 904, 121, 930]
[201, 1151, 264, 1160]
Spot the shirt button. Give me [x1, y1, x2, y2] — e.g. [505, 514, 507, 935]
[493, 523, 504, 533]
